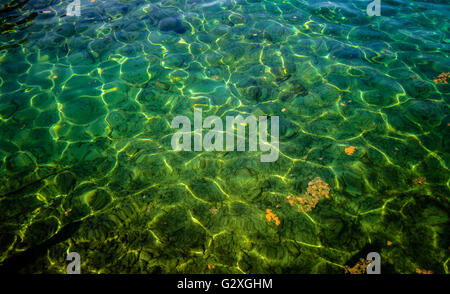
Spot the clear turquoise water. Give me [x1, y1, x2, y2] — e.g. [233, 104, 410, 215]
[0, 0, 449, 274]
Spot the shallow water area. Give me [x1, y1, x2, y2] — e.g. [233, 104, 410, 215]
[0, 0, 449, 274]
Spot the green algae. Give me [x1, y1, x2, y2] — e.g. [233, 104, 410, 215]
[0, 0, 449, 274]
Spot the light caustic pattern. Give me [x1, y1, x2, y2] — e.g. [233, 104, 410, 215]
[0, 0, 449, 274]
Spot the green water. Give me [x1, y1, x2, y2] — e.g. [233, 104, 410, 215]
[0, 0, 449, 274]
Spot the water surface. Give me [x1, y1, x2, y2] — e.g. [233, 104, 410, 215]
[0, 0, 449, 274]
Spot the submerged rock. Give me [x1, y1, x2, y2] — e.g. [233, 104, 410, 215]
[5, 152, 36, 175]
[55, 171, 77, 195]
[158, 17, 187, 34]
[85, 189, 112, 211]
[279, 79, 308, 101]
[62, 98, 106, 125]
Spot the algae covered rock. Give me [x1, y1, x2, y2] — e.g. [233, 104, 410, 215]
[55, 171, 77, 195]
[158, 16, 188, 34]
[221, 160, 262, 198]
[62, 98, 106, 125]
[136, 87, 172, 114]
[120, 57, 150, 85]
[262, 21, 290, 43]
[72, 214, 118, 244]
[5, 151, 36, 176]
[106, 110, 145, 138]
[0, 103, 17, 119]
[85, 188, 112, 211]
[0, 0, 448, 275]
[19, 216, 60, 249]
[317, 210, 366, 251]
[151, 207, 207, 250]
[211, 231, 240, 266]
[279, 79, 308, 101]
[188, 178, 228, 203]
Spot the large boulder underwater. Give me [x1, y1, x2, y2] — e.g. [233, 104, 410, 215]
[145, 5, 189, 34]
[158, 16, 188, 34]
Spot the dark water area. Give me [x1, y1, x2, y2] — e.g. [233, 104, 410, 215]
[0, 0, 449, 274]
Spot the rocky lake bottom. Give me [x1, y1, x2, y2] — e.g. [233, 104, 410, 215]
[0, 0, 449, 274]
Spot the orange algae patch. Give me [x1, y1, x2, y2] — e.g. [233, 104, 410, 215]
[413, 176, 426, 185]
[63, 208, 72, 216]
[286, 196, 295, 206]
[345, 145, 356, 155]
[344, 258, 372, 274]
[286, 177, 330, 212]
[265, 209, 280, 226]
[433, 72, 449, 84]
[416, 268, 433, 274]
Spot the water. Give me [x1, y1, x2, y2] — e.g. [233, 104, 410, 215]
[0, 0, 449, 274]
